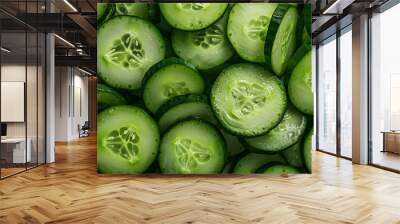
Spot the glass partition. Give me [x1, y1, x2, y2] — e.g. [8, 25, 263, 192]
[317, 35, 337, 154]
[1, 30, 28, 177]
[0, 1, 46, 179]
[370, 3, 400, 171]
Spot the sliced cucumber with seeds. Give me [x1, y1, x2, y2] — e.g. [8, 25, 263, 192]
[222, 160, 235, 173]
[244, 105, 307, 153]
[97, 106, 160, 174]
[152, 6, 174, 34]
[264, 4, 298, 76]
[283, 43, 311, 82]
[227, 3, 278, 62]
[261, 164, 300, 174]
[303, 4, 312, 37]
[302, 27, 311, 45]
[142, 58, 205, 113]
[233, 153, 286, 174]
[295, 5, 305, 48]
[171, 8, 234, 70]
[157, 94, 244, 155]
[222, 130, 245, 156]
[160, 3, 228, 31]
[156, 94, 217, 132]
[97, 83, 127, 111]
[159, 119, 227, 174]
[97, 16, 165, 90]
[114, 3, 150, 19]
[282, 141, 304, 169]
[288, 51, 313, 115]
[303, 128, 313, 173]
[97, 3, 109, 22]
[97, 3, 113, 25]
[211, 63, 287, 137]
[222, 150, 248, 173]
[98, 3, 108, 20]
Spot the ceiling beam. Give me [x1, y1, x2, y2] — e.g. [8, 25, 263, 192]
[322, 0, 356, 14]
[55, 55, 96, 70]
[66, 13, 96, 46]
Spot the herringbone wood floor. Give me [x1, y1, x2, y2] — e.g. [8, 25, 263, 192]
[1, 135, 400, 224]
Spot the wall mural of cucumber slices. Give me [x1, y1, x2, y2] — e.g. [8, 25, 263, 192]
[97, 3, 313, 174]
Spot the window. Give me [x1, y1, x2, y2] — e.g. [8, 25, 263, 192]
[0, 1, 47, 179]
[370, 3, 400, 171]
[317, 35, 337, 154]
[339, 27, 352, 158]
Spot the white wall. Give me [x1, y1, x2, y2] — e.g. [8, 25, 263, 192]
[54, 67, 89, 141]
[55, 66, 69, 141]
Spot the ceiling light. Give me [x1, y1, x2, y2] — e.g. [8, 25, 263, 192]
[63, 0, 78, 12]
[78, 67, 93, 76]
[1, 47, 11, 53]
[323, 0, 343, 14]
[322, 0, 355, 15]
[54, 34, 75, 48]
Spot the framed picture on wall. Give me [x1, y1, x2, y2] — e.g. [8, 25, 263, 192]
[1, 81, 25, 123]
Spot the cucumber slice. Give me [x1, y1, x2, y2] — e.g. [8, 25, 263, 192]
[303, 4, 312, 37]
[222, 160, 235, 173]
[222, 130, 245, 157]
[288, 51, 313, 115]
[98, 3, 108, 20]
[233, 153, 286, 174]
[156, 94, 217, 132]
[227, 3, 278, 62]
[222, 150, 248, 173]
[159, 119, 227, 174]
[282, 141, 304, 169]
[160, 3, 228, 31]
[157, 94, 244, 155]
[262, 164, 300, 174]
[200, 53, 244, 83]
[114, 3, 150, 19]
[264, 5, 298, 76]
[148, 4, 159, 22]
[303, 128, 313, 173]
[163, 34, 176, 58]
[145, 160, 161, 174]
[295, 5, 312, 47]
[284, 43, 311, 80]
[211, 63, 287, 137]
[171, 8, 234, 70]
[244, 105, 307, 153]
[97, 3, 114, 26]
[142, 58, 205, 113]
[154, 7, 174, 34]
[97, 83, 127, 110]
[97, 106, 160, 174]
[97, 16, 165, 90]
[302, 27, 312, 45]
